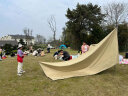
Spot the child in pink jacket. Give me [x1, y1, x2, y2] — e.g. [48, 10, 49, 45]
[81, 42, 89, 54]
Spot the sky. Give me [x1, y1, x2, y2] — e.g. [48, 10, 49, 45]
[0, 0, 127, 40]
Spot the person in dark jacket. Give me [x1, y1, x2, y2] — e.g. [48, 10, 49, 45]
[59, 50, 70, 61]
[53, 50, 62, 60]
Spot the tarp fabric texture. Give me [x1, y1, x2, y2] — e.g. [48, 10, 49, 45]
[40, 29, 119, 80]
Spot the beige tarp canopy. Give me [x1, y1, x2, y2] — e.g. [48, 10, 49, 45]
[40, 29, 119, 80]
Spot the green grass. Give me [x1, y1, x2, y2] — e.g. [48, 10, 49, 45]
[0, 49, 128, 96]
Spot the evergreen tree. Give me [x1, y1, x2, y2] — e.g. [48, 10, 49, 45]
[18, 39, 25, 46]
[63, 3, 105, 49]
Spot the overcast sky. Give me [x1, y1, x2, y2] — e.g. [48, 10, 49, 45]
[0, 0, 127, 39]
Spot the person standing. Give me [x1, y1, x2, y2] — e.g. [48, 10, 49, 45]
[0, 47, 2, 61]
[81, 42, 89, 54]
[47, 44, 51, 53]
[17, 44, 25, 76]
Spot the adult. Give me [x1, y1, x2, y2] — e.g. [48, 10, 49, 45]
[59, 50, 70, 61]
[29, 46, 33, 53]
[47, 44, 51, 53]
[0, 47, 2, 61]
[81, 42, 89, 54]
[17, 44, 25, 76]
[37, 48, 42, 56]
[32, 50, 38, 56]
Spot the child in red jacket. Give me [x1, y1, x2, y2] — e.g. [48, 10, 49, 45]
[17, 44, 25, 76]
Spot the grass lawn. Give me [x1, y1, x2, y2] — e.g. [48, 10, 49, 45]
[0, 49, 128, 96]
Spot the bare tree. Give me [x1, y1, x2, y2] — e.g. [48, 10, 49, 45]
[47, 37, 53, 43]
[24, 28, 33, 45]
[36, 35, 46, 44]
[48, 15, 56, 46]
[104, 2, 128, 27]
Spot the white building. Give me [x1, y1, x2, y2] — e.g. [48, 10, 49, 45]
[0, 35, 35, 45]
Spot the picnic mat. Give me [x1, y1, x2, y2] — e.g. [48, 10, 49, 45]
[120, 59, 128, 64]
[40, 29, 119, 80]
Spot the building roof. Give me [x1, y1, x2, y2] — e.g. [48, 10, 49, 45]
[9, 35, 34, 39]
[0, 40, 18, 47]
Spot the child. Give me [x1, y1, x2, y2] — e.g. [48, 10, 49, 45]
[17, 44, 25, 76]
[81, 42, 89, 54]
[41, 50, 46, 56]
[53, 50, 62, 60]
